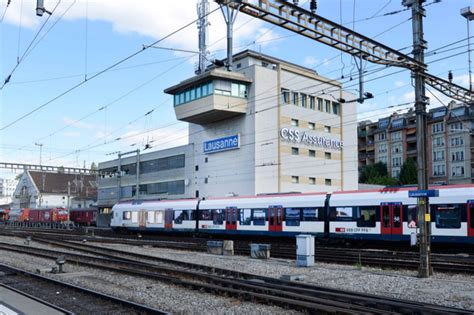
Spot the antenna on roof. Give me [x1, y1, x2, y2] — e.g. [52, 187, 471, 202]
[196, 0, 210, 74]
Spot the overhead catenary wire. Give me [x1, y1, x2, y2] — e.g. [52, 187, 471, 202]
[1, 0, 63, 90]
[40, 46, 468, 165]
[0, 5, 221, 132]
[7, 1, 466, 165]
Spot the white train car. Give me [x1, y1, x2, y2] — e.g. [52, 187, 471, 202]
[111, 199, 198, 232]
[329, 185, 474, 244]
[198, 192, 327, 236]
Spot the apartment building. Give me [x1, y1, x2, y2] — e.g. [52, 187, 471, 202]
[358, 102, 473, 184]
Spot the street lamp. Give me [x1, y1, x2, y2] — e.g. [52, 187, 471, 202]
[461, 7, 474, 91]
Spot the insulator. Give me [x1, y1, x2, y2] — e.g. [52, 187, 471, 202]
[310, 0, 317, 13]
[448, 70, 453, 83]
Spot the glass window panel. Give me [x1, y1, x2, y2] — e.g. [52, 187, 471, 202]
[393, 205, 401, 228]
[240, 209, 251, 225]
[155, 211, 163, 224]
[199, 210, 212, 220]
[185, 90, 190, 102]
[231, 83, 239, 96]
[252, 209, 266, 226]
[382, 206, 390, 228]
[285, 208, 300, 226]
[190, 88, 196, 100]
[174, 210, 183, 224]
[239, 84, 247, 98]
[302, 208, 318, 221]
[406, 205, 417, 228]
[356, 207, 376, 227]
[213, 209, 224, 225]
[196, 85, 202, 98]
[470, 203, 474, 229]
[434, 205, 461, 229]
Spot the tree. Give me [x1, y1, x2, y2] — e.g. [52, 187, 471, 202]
[90, 162, 98, 174]
[57, 166, 65, 174]
[359, 162, 398, 186]
[399, 158, 418, 185]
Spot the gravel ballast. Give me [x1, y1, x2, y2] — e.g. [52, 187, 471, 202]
[0, 235, 473, 312]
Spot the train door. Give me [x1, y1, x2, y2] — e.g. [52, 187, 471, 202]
[380, 203, 403, 238]
[468, 201, 474, 237]
[138, 210, 146, 228]
[225, 207, 237, 230]
[268, 206, 283, 232]
[164, 209, 173, 230]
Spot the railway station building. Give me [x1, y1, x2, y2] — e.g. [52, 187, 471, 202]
[97, 50, 358, 215]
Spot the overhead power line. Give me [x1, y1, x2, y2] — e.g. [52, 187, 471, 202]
[0, 5, 221, 132]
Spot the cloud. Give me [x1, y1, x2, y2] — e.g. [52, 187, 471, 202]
[3, 1, 277, 54]
[63, 117, 94, 130]
[303, 56, 318, 67]
[453, 74, 470, 87]
[63, 131, 81, 138]
[394, 80, 405, 88]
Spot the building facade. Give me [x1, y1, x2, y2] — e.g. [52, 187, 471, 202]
[358, 102, 474, 184]
[98, 50, 358, 208]
[11, 171, 97, 209]
[0, 178, 18, 198]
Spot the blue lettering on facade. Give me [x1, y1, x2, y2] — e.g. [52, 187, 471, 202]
[203, 135, 240, 154]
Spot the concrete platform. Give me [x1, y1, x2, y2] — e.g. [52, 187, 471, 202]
[0, 285, 68, 315]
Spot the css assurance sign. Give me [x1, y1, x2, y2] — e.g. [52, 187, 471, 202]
[280, 128, 343, 150]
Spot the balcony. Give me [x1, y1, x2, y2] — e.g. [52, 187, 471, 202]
[165, 69, 252, 125]
[406, 135, 417, 143]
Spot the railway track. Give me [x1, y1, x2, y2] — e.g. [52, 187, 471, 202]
[0, 238, 471, 314]
[1, 228, 474, 274]
[0, 263, 167, 314]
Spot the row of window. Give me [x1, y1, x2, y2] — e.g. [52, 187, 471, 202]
[432, 165, 467, 177]
[120, 203, 474, 229]
[330, 204, 473, 229]
[173, 80, 249, 106]
[290, 119, 332, 133]
[291, 176, 332, 186]
[281, 89, 341, 115]
[432, 122, 466, 134]
[291, 147, 332, 159]
[101, 154, 185, 177]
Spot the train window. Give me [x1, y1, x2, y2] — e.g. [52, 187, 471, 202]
[123, 211, 131, 220]
[406, 205, 417, 228]
[434, 205, 461, 229]
[252, 209, 266, 226]
[382, 206, 390, 228]
[302, 208, 318, 221]
[213, 210, 224, 225]
[174, 210, 185, 224]
[155, 211, 163, 224]
[147, 211, 155, 223]
[331, 207, 353, 221]
[131, 212, 138, 223]
[470, 203, 474, 228]
[285, 208, 300, 226]
[356, 207, 376, 228]
[393, 205, 402, 228]
[240, 209, 251, 225]
[199, 210, 212, 220]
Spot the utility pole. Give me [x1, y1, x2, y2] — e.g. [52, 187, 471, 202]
[196, 0, 210, 74]
[34, 142, 43, 167]
[404, 0, 431, 278]
[218, 0, 242, 71]
[461, 7, 474, 91]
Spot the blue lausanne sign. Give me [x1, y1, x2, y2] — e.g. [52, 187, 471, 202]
[203, 135, 240, 154]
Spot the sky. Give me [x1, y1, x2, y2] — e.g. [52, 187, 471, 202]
[0, 0, 473, 179]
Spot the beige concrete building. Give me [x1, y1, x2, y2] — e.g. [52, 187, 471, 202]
[98, 50, 358, 205]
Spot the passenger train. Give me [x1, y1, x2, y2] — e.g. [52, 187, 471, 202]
[110, 185, 474, 244]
